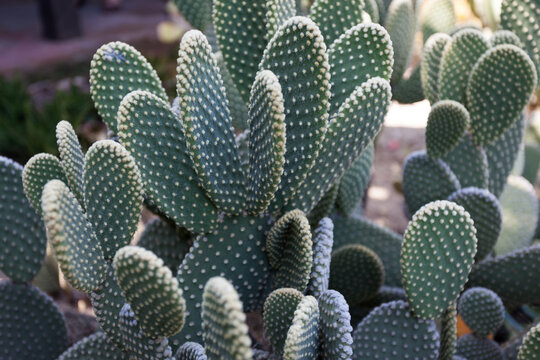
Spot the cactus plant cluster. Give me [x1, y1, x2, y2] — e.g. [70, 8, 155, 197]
[0, 0, 539, 359]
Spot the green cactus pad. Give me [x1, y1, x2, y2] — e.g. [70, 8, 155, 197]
[266, 0, 297, 40]
[137, 218, 191, 275]
[288, 77, 391, 214]
[421, 33, 451, 104]
[438, 304, 458, 360]
[202, 277, 252, 360]
[385, 0, 416, 84]
[441, 134, 489, 189]
[307, 182, 339, 226]
[352, 300, 440, 359]
[114, 245, 186, 338]
[439, 29, 490, 103]
[401, 200, 477, 319]
[495, 175, 538, 255]
[467, 45, 537, 145]
[117, 90, 218, 233]
[490, 30, 523, 47]
[215, 52, 249, 131]
[393, 64, 426, 104]
[500, 0, 540, 77]
[0, 282, 68, 360]
[420, 0, 455, 42]
[58, 332, 127, 360]
[329, 244, 384, 305]
[402, 151, 461, 214]
[90, 42, 167, 133]
[84, 140, 143, 259]
[259, 16, 330, 212]
[447, 187, 502, 261]
[309, 0, 365, 46]
[307, 217, 334, 297]
[319, 290, 353, 360]
[213, 0, 267, 102]
[467, 244, 540, 304]
[90, 262, 126, 350]
[22, 153, 67, 215]
[263, 288, 304, 355]
[518, 324, 540, 360]
[176, 30, 247, 215]
[42, 180, 106, 292]
[175, 214, 271, 344]
[266, 209, 313, 291]
[455, 334, 504, 360]
[332, 215, 402, 287]
[358, 285, 407, 308]
[0, 157, 47, 282]
[56, 120, 85, 206]
[173, 0, 212, 30]
[364, 0, 380, 22]
[426, 100, 469, 158]
[283, 295, 319, 360]
[485, 114, 525, 197]
[246, 70, 286, 214]
[119, 303, 174, 360]
[175, 342, 207, 360]
[335, 143, 373, 216]
[328, 23, 393, 114]
[458, 287, 504, 337]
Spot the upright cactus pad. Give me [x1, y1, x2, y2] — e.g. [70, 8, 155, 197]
[266, 209, 313, 291]
[442, 134, 489, 189]
[173, 0, 212, 30]
[266, 0, 297, 40]
[117, 90, 218, 233]
[426, 100, 469, 158]
[246, 70, 286, 214]
[519, 324, 540, 360]
[490, 30, 523, 47]
[455, 334, 504, 360]
[352, 300, 440, 359]
[282, 295, 319, 360]
[0, 157, 46, 282]
[401, 200, 477, 319]
[458, 287, 504, 337]
[319, 290, 353, 360]
[467, 45, 537, 145]
[114, 245, 186, 338]
[90, 41, 167, 133]
[202, 277, 252, 360]
[84, 140, 143, 259]
[421, 33, 451, 104]
[309, 0, 365, 46]
[0, 282, 68, 360]
[56, 120, 85, 206]
[42, 180, 106, 293]
[438, 304, 458, 360]
[385, 0, 416, 84]
[307, 217, 334, 297]
[263, 288, 304, 355]
[175, 342, 207, 360]
[58, 332, 127, 360]
[420, 0, 455, 42]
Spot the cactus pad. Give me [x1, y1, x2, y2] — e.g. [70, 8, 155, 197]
[438, 304, 458, 360]
[215, 52, 249, 131]
[421, 33, 451, 104]
[58, 332, 126, 360]
[490, 30, 523, 47]
[426, 100, 469, 158]
[202, 277, 252, 360]
[401, 200, 477, 319]
[175, 342, 207, 360]
[56, 120, 85, 206]
[173, 0, 212, 30]
[263, 288, 304, 355]
[283, 295, 320, 360]
[42, 180, 106, 292]
[458, 287, 504, 337]
[441, 134, 489, 189]
[385, 0, 416, 84]
[114, 245, 186, 338]
[0, 157, 47, 282]
[90, 42, 167, 133]
[420, 0, 455, 42]
[309, 0, 365, 46]
[467, 45, 537, 145]
[352, 300, 440, 359]
[455, 334, 504, 360]
[266, 209, 313, 291]
[84, 140, 143, 259]
[319, 290, 353, 360]
[117, 90, 218, 233]
[266, 0, 297, 40]
[307, 217, 334, 297]
[518, 324, 540, 360]
[0, 282, 68, 360]
[246, 70, 286, 214]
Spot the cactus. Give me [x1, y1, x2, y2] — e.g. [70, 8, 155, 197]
[385, 0, 416, 85]
[438, 304, 458, 360]
[282, 295, 319, 360]
[309, 0, 366, 46]
[425, 100, 469, 158]
[173, 0, 212, 31]
[318, 290, 353, 360]
[58, 332, 127, 360]
[441, 134, 489, 189]
[490, 30, 523, 47]
[458, 287, 504, 337]
[420, 0, 455, 42]
[306, 217, 334, 297]
[56, 120, 85, 206]
[175, 342, 207, 360]
[519, 324, 540, 360]
[455, 334, 504, 360]
[421, 33, 451, 104]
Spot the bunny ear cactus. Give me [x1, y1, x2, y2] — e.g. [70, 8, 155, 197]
[57, 332, 127, 360]
[441, 134, 489, 189]
[425, 100, 469, 158]
[282, 295, 320, 360]
[175, 342, 207, 360]
[438, 304, 458, 360]
[455, 334, 504, 360]
[56, 120, 85, 205]
[519, 324, 540, 360]
[318, 290, 353, 360]
[173, 0, 213, 31]
[306, 217, 334, 297]
[458, 287, 504, 337]
[421, 33, 451, 104]
[309, 0, 366, 45]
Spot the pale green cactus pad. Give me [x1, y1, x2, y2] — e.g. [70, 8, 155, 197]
[114, 245, 186, 338]
[117, 90, 218, 233]
[263, 288, 304, 355]
[84, 140, 143, 259]
[455, 334, 504, 360]
[0, 282, 68, 360]
[22, 153, 67, 215]
[421, 33, 451, 104]
[215, 52, 249, 131]
[42, 180, 106, 293]
[352, 300, 440, 359]
[57, 332, 127, 360]
[90, 41, 167, 133]
[442, 134, 489, 189]
[401, 200, 477, 319]
[309, 0, 366, 46]
[319, 290, 353, 360]
[420, 0, 455, 42]
[266, 0, 297, 40]
[56, 120, 85, 206]
[426, 100, 469, 158]
[283, 295, 320, 360]
[385, 0, 416, 84]
[260, 16, 330, 212]
[467, 45, 537, 145]
[448, 187, 502, 262]
[175, 342, 207, 360]
[266, 209, 313, 292]
[0, 157, 47, 282]
[246, 70, 286, 214]
[173, 0, 212, 30]
[308, 183, 339, 226]
[439, 304, 458, 360]
[458, 287, 504, 337]
[307, 217, 334, 297]
[518, 323, 540, 360]
[202, 277, 252, 360]
[490, 30, 523, 47]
